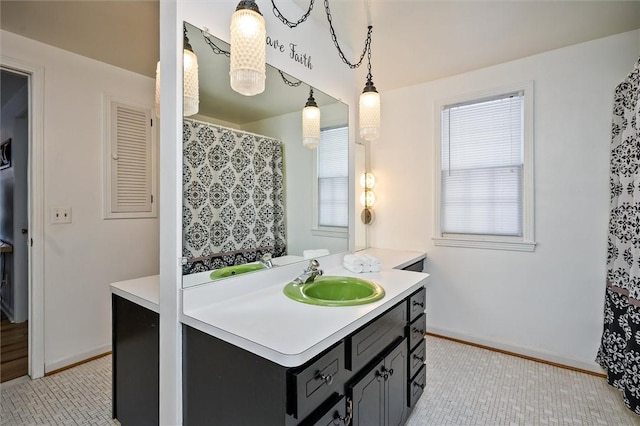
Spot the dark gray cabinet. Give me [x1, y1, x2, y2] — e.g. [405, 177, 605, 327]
[183, 285, 426, 426]
[349, 338, 408, 426]
[112, 295, 159, 426]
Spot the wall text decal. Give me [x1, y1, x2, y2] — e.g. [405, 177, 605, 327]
[266, 36, 313, 70]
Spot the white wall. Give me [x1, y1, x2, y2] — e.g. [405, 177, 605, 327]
[369, 29, 640, 372]
[1, 30, 159, 372]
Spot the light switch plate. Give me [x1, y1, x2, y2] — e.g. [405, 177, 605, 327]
[51, 207, 72, 224]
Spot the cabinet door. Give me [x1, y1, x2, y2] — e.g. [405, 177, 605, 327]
[384, 339, 408, 426]
[349, 360, 385, 426]
[112, 295, 159, 426]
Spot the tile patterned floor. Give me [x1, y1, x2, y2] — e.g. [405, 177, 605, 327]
[1, 336, 639, 425]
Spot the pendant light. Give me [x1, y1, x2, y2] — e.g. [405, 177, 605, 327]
[230, 0, 266, 96]
[302, 88, 320, 149]
[359, 41, 380, 141]
[183, 26, 199, 116]
[154, 26, 199, 117]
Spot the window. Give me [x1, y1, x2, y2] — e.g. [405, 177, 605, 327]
[434, 83, 535, 251]
[314, 126, 348, 234]
[103, 97, 157, 219]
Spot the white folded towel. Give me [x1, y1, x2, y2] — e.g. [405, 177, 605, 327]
[361, 254, 381, 269]
[303, 249, 330, 259]
[343, 254, 364, 273]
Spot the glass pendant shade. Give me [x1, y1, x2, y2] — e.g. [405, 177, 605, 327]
[302, 89, 320, 149]
[360, 190, 376, 207]
[359, 87, 380, 141]
[230, 1, 266, 96]
[154, 51, 199, 118]
[183, 48, 199, 116]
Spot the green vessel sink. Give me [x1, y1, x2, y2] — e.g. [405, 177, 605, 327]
[283, 276, 385, 307]
[209, 263, 263, 280]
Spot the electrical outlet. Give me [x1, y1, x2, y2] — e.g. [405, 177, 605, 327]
[51, 207, 72, 224]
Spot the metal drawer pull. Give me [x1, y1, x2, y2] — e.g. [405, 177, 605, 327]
[414, 382, 425, 390]
[412, 300, 424, 308]
[316, 371, 333, 385]
[413, 354, 425, 363]
[333, 399, 353, 425]
[412, 327, 425, 335]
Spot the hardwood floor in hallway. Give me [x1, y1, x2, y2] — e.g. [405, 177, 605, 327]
[1, 311, 28, 382]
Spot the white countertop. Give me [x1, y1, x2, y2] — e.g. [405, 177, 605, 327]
[110, 248, 428, 367]
[110, 275, 160, 313]
[181, 248, 428, 367]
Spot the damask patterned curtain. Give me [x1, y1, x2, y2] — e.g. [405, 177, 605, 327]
[182, 119, 286, 274]
[597, 56, 640, 414]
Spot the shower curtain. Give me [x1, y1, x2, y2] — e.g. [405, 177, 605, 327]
[597, 56, 640, 414]
[182, 119, 286, 274]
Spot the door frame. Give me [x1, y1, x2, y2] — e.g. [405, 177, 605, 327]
[1, 56, 45, 379]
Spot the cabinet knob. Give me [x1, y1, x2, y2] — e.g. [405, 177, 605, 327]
[381, 366, 394, 377]
[412, 300, 425, 308]
[413, 354, 425, 363]
[316, 371, 333, 386]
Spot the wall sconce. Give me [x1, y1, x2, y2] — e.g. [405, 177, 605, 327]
[360, 172, 376, 225]
[230, 0, 266, 96]
[302, 88, 320, 149]
[154, 25, 199, 117]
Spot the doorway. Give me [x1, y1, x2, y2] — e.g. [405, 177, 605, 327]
[0, 69, 29, 382]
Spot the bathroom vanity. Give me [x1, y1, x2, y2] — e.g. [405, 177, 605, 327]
[110, 249, 427, 426]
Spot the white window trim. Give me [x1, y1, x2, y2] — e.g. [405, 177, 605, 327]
[312, 141, 348, 239]
[103, 94, 158, 219]
[433, 81, 536, 252]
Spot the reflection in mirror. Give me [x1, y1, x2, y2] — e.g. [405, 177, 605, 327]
[181, 22, 353, 287]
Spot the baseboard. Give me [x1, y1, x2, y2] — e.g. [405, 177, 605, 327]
[45, 344, 112, 375]
[427, 327, 606, 376]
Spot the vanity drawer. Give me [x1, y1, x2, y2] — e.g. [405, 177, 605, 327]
[298, 394, 346, 426]
[409, 339, 426, 380]
[408, 287, 426, 322]
[288, 341, 345, 420]
[347, 302, 407, 373]
[408, 314, 426, 350]
[408, 365, 426, 409]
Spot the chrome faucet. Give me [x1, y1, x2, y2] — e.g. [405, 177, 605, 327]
[259, 253, 275, 269]
[292, 259, 323, 286]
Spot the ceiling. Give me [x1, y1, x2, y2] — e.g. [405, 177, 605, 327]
[1, 1, 639, 92]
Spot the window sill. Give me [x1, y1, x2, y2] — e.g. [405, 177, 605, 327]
[432, 236, 536, 252]
[312, 227, 348, 239]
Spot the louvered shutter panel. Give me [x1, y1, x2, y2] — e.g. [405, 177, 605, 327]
[110, 102, 152, 213]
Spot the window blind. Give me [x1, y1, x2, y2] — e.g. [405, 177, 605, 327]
[441, 92, 524, 236]
[318, 126, 348, 228]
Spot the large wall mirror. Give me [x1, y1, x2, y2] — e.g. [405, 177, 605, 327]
[182, 21, 354, 288]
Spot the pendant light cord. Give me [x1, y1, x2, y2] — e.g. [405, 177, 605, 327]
[202, 31, 231, 57]
[271, 0, 315, 28]
[270, 0, 373, 70]
[325, 0, 372, 70]
[279, 70, 302, 87]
